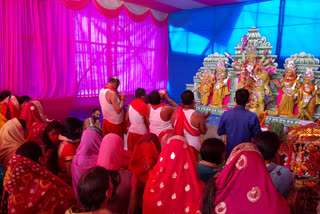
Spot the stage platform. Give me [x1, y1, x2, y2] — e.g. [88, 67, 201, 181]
[197, 105, 314, 127]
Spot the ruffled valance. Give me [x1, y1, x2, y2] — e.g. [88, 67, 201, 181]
[59, 0, 168, 26]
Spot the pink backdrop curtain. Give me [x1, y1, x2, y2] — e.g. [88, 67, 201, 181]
[0, 0, 168, 99]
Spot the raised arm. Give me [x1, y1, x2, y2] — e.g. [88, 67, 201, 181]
[163, 92, 179, 108]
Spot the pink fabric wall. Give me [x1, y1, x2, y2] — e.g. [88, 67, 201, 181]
[0, 0, 168, 100]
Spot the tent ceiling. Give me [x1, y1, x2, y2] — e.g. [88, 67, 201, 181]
[122, 0, 263, 13]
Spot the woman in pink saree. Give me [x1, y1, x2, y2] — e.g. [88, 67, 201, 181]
[71, 127, 102, 200]
[143, 135, 205, 214]
[202, 142, 290, 214]
[97, 133, 133, 214]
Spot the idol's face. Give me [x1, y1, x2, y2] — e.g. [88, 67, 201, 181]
[304, 76, 311, 84]
[247, 54, 256, 64]
[286, 69, 293, 77]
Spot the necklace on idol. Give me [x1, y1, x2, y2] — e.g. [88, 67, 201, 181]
[302, 84, 314, 94]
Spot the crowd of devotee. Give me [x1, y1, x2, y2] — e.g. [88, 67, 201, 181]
[0, 77, 295, 213]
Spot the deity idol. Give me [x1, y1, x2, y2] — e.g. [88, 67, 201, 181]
[196, 68, 214, 106]
[292, 144, 306, 177]
[229, 40, 274, 113]
[269, 60, 300, 117]
[249, 66, 272, 113]
[295, 68, 320, 120]
[209, 60, 230, 108]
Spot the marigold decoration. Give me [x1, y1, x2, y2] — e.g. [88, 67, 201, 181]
[286, 122, 320, 179]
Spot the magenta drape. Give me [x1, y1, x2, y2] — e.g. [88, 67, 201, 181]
[0, 0, 168, 99]
[60, 0, 90, 10]
[62, 0, 168, 26]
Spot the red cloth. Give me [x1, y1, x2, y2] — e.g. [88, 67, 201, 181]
[104, 85, 121, 99]
[58, 140, 77, 183]
[20, 101, 46, 129]
[102, 119, 124, 138]
[174, 107, 200, 136]
[27, 123, 46, 146]
[0, 102, 8, 116]
[128, 133, 161, 183]
[127, 132, 144, 152]
[130, 98, 148, 118]
[8, 96, 21, 119]
[4, 154, 74, 214]
[150, 103, 168, 110]
[214, 143, 290, 213]
[143, 136, 204, 214]
[158, 129, 174, 143]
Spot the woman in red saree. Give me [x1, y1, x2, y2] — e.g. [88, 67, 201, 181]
[143, 135, 204, 214]
[4, 142, 75, 214]
[128, 133, 161, 213]
[20, 101, 47, 129]
[0, 95, 22, 129]
[202, 142, 290, 214]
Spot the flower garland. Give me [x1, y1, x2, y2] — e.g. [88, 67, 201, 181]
[282, 73, 297, 82]
[302, 84, 314, 94]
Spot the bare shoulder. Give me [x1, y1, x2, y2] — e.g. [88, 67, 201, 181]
[191, 110, 204, 122]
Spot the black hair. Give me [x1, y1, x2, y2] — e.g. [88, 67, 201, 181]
[18, 119, 26, 130]
[91, 108, 101, 114]
[200, 138, 225, 164]
[77, 166, 120, 212]
[0, 90, 11, 101]
[16, 141, 43, 164]
[43, 120, 63, 152]
[108, 77, 120, 84]
[135, 88, 146, 99]
[181, 90, 194, 105]
[253, 131, 281, 160]
[17, 96, 31, 105]
[63, 117, 83, 134]
[202, 177, 216, 214]
[148, 90, 161, 105]
[235, 88, 249, 106]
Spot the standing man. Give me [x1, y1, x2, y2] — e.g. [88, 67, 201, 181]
[83, 109, 101, 130]
[171, 90, 210, 157]
[148, 90, 178, 145]
[218, 88, 261, 158]
[99, 77, 126, 138]
[126, 88, 149, 152]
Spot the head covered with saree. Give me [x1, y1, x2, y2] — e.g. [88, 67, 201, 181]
[129, 133, 161, 183]
[143, 135, 204, 214]
[72, 128, 102, 199]
[205, 142, 290, 214]
[0, 118, 25, 169]
[20, 101, 46, 129]
[97, 133, 126, 170]
[4, 152, 74, 214]
[0, 95, 21, 129]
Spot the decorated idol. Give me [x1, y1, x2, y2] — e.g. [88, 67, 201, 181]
[295, 68, 320, 120]
[209, 60, 230, 108]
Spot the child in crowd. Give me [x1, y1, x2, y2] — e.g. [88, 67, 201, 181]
[254, 131, 295, 198]
[66, 166, 116, 214]
[197, 138, 225, 183]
